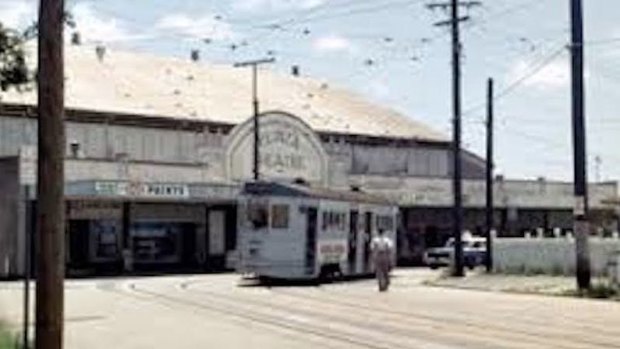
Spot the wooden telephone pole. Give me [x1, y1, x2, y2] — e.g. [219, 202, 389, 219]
[569, 0, 591, 290]
[427, 0, 481, 277]
[485, 78, 494, 273]
[35, 0, 66, 348]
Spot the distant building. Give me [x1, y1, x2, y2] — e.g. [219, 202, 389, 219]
[0, 46, 617, 276]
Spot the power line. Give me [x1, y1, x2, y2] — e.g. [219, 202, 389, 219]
[252, 0, 426, 29]
[462, 44, 567, 116]
[585, 37, 620, 46]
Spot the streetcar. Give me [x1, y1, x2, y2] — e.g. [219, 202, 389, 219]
[236, 180, 398, 280]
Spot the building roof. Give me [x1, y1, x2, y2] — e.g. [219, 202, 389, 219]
[0, 45, 447, 142]
[242, 180, 394, 205]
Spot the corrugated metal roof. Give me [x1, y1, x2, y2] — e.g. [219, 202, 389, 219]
[0, 45, 448, 141]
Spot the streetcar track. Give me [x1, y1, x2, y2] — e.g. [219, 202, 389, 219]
[266, 287, 620, 349]
[94, 276, 620, 349]
[178, 286, 490, 349]
[101, 282, 409, 349]
[175, 276, 620, 348]
[178, 282, 606, 349]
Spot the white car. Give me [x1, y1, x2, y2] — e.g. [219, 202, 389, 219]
[424, 237, 487, 269]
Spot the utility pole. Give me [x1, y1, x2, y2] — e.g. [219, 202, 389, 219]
[427, 0, 480, 277]
[233, 58, 276, 181]
[485, 78, 494, 273]
[36, 0, 66, 348]
[569, 0, 590, 290]
[23, 187, 33, 349]
[594, 155, 601, 182]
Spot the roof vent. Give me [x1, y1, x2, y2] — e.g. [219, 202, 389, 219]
[293, 177, 308, 186]
[71, 32, 81, 46]
[191, 49, 200, 62]
[350, 185, 362, 192]
[292, 65, 300, 76]
[69, 141, 80, 158]
[95, 45, 106, 62]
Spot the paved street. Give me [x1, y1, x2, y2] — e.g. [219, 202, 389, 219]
[1, 269, 619, 349]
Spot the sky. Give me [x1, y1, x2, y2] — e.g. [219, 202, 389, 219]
[1, 0, 619, 182]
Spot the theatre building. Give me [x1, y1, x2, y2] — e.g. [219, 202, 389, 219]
[0, 45, 617, 277]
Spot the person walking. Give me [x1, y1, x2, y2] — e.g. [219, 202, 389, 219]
[371, 229, 394, 292]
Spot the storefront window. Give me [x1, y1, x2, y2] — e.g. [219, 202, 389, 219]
[271, 205, 289, 229]
[91, 220, 120, 260]
[131, 222, 181, 263]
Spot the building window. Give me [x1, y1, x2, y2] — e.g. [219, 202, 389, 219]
[130, 222, 183, 263]
[91, 220, 120, 260]
[271, 204, 289, 229]
[323, 211, 331, 231]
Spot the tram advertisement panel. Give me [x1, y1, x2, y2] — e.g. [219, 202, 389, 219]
[317, 240, 347, 264]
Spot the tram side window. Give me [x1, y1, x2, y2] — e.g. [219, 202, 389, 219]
[377, 215, 394, 232]
[248, 202, 268, 229]
[322, 212, 328, 231]
[271, 204, 289, 229]
[322, 211, 346, 232]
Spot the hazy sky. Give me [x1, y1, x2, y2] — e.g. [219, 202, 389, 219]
[1, 0, 619, 181]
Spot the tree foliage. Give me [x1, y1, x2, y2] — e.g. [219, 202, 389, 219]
[0, 22, 29, 91]
[1, 11, 75, 93]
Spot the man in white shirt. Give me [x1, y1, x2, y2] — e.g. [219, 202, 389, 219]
[371, 229, 394, 292]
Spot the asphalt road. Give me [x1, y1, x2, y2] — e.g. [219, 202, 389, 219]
[1, 269, 619, 349]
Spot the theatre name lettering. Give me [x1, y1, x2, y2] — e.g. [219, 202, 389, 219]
[226, 112, 329, 183]
[259, 128, 306, 173]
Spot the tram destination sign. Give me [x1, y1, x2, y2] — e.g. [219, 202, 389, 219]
[94, 181, 190, 199]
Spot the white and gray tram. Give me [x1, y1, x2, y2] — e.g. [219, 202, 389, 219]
[237, 181, 398, 280]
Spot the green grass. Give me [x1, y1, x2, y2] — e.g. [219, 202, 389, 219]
[0, 324, 15, 349]
[562, 282, 620, 300]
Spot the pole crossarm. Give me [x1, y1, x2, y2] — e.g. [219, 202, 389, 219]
[233, 57, 276, 68]
[426, 1, 481, 10]
[433, 16, 471, 27]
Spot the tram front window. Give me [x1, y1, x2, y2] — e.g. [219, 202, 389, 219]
[247, 201, 269, 229]
[271, 205, 289, 229]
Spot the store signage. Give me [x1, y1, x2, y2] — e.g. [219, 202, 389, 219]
[68, 201, 122, 219]
[94, 181, 190, 199]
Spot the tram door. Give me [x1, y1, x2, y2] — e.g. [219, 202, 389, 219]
[363, 212, 373, 272]
[348, 210, 359, 274]
[305, 207, 318, 275]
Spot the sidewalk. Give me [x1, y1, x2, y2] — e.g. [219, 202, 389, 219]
[424, 269, 617, 298]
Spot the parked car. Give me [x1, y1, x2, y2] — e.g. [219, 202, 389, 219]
[424, 236, 487, 269]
